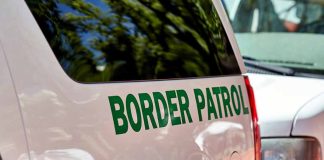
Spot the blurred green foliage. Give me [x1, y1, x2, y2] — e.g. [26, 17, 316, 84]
[26, 0, 240, 82]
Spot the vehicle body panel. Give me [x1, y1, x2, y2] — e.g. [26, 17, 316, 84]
[292, 92, 324, 156]
[0, 0, 255, 159]
[0, 41, 29, 159]
[248, 73, 324, 137]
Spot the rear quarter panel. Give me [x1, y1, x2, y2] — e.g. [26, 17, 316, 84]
[292, 92, 324, 157]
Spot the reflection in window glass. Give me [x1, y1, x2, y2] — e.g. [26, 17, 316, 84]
[26, 0, 240, 82]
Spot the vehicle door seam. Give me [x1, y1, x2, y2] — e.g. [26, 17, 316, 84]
[0, 40, 32, 160]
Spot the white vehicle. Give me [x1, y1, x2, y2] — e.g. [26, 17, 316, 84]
[223, 0, 324, 159]
[0, 0, 260, 160]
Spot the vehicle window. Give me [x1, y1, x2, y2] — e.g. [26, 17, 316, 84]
[224, 0, 324, 33]
[25, 0, 240, 82]
[223, 0, 324, 77]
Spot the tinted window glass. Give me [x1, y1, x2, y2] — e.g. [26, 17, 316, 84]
[26, 0, 240, 82]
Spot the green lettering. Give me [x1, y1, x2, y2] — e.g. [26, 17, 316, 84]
[239, 85, 250, 115]
[125, 94, 142, 132]
[231, 85, 241, 116]
[166, 90, 181, 125]
[206, 88, 218, 120]
[212, 87, 223, 118]
[194, 88, 205, 121]
[139, 93, 157, 130]
[177, 90, 192, 124]
[109, 96, 128, 135]
[221, 87, 234, 117]
[153, 92, 169, 128]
